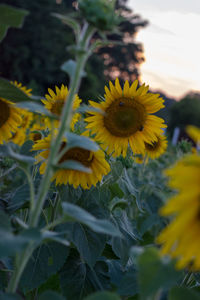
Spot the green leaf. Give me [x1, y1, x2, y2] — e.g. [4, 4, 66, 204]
[7, 184, 30, 213]
[169, 287, 200, 300]
[62, 222, 107, 267]
[76, 104, 104, 115]
[38, 291, 65, 300]
[137, 247, 183, 300]
[20, 242, 69, 292]
[60, 251, 110, 300]
[62, 202, 121, 237]
[0, 228, 41, 259]
[84, 291, 121, 300]
[0, 4, 28, 42]
[64, 132, 99, 152]
[61, 59, 86, 78]
[52, 13, 80, 37]
[0, 292, 22, 300]
[54, 160, 91, 173]
[8, 145, 35, 165]
[110, 210, 138, 265]
[16, 101, 58, 119]
[0, 78, 31, 102]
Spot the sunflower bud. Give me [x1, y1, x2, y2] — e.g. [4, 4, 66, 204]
[78, 0, 119, 31]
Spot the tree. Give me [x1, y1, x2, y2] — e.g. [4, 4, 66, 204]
[0, 0, 147, 101]
[168, 93, 200, 138]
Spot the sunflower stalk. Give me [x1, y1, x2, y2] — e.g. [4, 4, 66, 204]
[7, 22, 95, 293]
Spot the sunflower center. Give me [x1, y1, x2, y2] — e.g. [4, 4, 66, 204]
[33, 132, 42, 142]
[0, 98, 10, 127]
[59, 142, 94, 167]
[51, 100, 64, 116]
[145, 140, 159, 152]
[103, 97, 147, 137]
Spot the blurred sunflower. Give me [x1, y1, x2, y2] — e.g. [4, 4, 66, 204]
[29, 116, 47, 143]
[186, 125, 200, 144]
[85, 78, 166, 157]
[144, 134, 167, 159]
[32, 135, 110, 189]
[10, 81, 33, 146]
[157, 154, 200, 271]
[42, 85, 82, 130]
[0, 98, 22, 144]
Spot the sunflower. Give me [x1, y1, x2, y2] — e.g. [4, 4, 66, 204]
[42, 85, 82, 130]
[85, 78, 166, 157]
[9, 81, 33, 146]
[0, 98, 22, 144]
[32, 134, 110, 189]
[156, 154, 200, 271]
[29, 116, 47, 143]
[144, 134, 167, 159]
[11, 112, 33, 146]
[186, 125, 200, 144]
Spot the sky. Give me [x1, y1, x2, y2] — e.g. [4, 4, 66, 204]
[128, 0, 200, 99]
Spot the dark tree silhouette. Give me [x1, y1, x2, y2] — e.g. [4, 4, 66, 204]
[97, 0, 148, 82]
[0, 0, 147, 101]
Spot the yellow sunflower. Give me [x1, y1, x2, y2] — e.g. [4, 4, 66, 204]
[29, 116, 47, 143]
[0, 98, 22, 144]
[85, 78, 167, 157]
[32, 135, 110, 189]
[156, 154, 200, 271]
[42, 85, 82, 130]
[9, 81, 33, 146]
[186, 125, 200, 144]
[144, 134, 168, 159]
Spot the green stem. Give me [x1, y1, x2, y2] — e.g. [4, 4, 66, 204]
[7, 244, 34, 293]
[7, 22, 95, 293]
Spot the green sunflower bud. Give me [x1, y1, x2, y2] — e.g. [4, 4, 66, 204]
[78, 0, 119, 31]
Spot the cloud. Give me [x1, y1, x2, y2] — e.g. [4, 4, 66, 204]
[129, 0, 200, 14]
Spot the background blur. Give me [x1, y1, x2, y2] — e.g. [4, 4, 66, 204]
[0, 0, 200, 139]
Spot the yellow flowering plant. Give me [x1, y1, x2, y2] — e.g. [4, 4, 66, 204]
[1, 1, 200, 300]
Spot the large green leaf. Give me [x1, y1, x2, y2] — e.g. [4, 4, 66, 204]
[20, 242, 69, 292]
[61, 222, 107, 267]
[7, 184, 30, 213]
[59, 251, 110, 300]
[0, 4, 29, 42]
[62, 202, 121, 237]
[137, 247, 183, 300]
[110, 210, 138, 265]
[0, 226, 41, 259]
[0, 78, 31, 102]
[0, 292, 22, 300]
[169, 287, 200, 300]
[84, 291, 121, 300]
[38, 290, 65, 300]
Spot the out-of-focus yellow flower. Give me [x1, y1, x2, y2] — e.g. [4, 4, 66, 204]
[157, 154, 200, 271]
[186, 125, 200, 144]
[144, 134, 167, 159]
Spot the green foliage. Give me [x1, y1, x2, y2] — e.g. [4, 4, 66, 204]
[168, 94, 200, 136]
[137, 247, 182, 300]
[0, 4, 28, 42]
[20, 242, 69, 292]
[84, 291, 120, 300]
[79, 0, 119, 31]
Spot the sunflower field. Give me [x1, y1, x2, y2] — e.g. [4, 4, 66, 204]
[1, 1, 200, 300]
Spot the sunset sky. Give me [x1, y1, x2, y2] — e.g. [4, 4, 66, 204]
[128, 0, 200, 99]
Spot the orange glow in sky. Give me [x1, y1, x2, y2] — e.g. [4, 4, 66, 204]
[128, 0, 200, 99]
